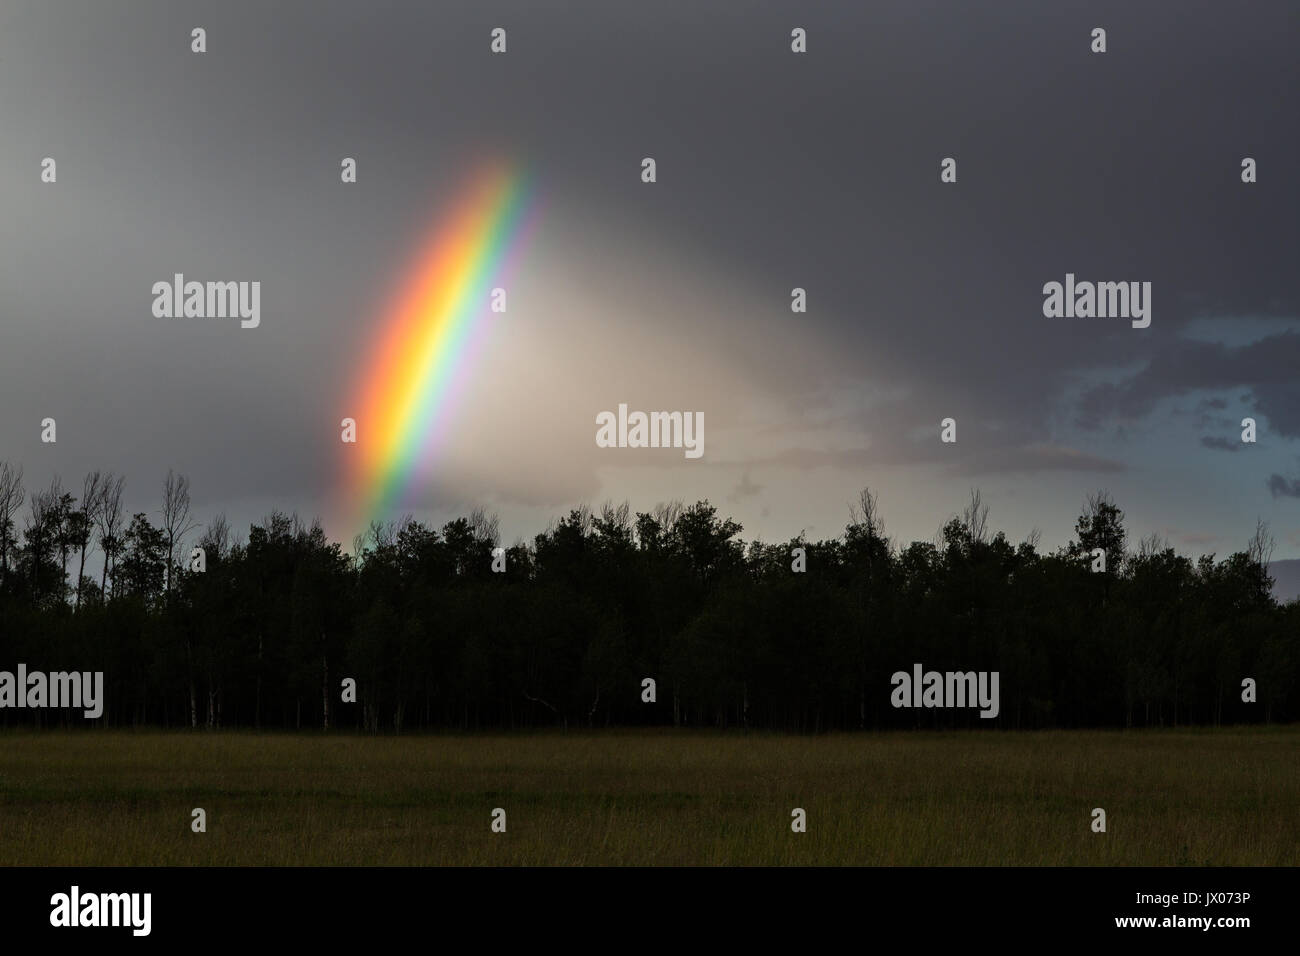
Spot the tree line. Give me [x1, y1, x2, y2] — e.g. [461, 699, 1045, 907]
[0, 461, 1295, 731]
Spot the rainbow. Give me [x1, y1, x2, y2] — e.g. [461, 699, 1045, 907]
[346, 160, 538, 534]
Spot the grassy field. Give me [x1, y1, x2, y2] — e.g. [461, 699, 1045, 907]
[0, 727, 1295, 865]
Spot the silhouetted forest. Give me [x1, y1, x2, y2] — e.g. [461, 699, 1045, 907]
[0, 461, 1295, 731]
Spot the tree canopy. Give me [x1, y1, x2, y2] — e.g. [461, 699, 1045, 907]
[0, 464, 1295, 731]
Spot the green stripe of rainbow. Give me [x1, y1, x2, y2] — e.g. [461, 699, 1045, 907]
[346, 160, 537, 534]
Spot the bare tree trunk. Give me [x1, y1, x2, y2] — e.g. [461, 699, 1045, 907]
[0, 462, 25, 591]
[321, 641, 330, 731]
[186, 634, 197, 729]
[255, 633, 263, 730]
[161, 469, 197, 597]
[96, 473, 125, 603]
[74, 542, 87, 610]
[75, 472, 102, 612]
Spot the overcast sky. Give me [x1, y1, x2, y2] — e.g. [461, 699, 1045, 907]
[1, 0, 1297, 560]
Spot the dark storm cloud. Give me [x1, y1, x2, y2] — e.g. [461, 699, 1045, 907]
[1252, 382, 1300, 440]
[527, 0, 1299, 477]
[1200, 436, 1240, 452]
[1076, 332, 1300, 434]
[0, 0, 1296, 548]
[727, 471, 763, 502]
[1268, 472, 1300, 499]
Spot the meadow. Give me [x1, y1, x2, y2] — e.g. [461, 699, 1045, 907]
[0, 728, 1295, 866]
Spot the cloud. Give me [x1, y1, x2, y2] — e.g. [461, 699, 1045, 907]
[1267, 473, 1300, 499]
[717, 425, 1124, 477]
[1200, 436, 1240, 452]
[956, 444, 1126, 476]
[727, 471, 764, 502]
[2, 0, 1296, 557]
[1078, 331, 1300, 434]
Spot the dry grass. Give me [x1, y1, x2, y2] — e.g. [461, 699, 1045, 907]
[0, 727, 1294, 865]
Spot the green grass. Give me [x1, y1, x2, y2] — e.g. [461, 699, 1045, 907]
[0, 728, 1295, 865]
